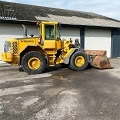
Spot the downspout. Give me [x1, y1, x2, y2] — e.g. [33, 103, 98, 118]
[80, 27, 85, 49]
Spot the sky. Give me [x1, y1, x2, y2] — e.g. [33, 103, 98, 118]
[2, 0, 120, 20]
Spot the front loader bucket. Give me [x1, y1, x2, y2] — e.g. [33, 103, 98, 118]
[85, 50, 113, 69]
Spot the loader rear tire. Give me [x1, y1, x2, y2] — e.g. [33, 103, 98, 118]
[69, 52, 88, 71]
[21, 51, 46, 75]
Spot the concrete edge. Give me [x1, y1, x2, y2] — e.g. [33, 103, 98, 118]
[0, 60, 11, 66]
[0, 60, 6, 64]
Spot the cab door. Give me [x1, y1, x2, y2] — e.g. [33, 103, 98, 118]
[43, 24, 56, 49]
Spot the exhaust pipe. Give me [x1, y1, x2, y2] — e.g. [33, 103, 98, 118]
[22, 24, 27, 37]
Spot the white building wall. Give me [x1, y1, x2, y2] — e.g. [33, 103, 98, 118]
[61, 27, 80, 44]
[85, 29, 111, 57]
[0, 23, 112, 61]
[0, 23, 38, 60]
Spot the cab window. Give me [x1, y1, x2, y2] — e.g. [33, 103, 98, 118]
[45, 25, 54, 40]
[56, 25, 61, 40]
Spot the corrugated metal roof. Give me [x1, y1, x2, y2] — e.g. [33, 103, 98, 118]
[0, 1, 120, 28]
[36, 14, 120, 28]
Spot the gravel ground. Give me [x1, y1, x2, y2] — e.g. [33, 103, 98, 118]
[0, 58, 120, 120]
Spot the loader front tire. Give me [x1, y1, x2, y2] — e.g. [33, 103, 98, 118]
[21, 51, 46, 75]
[69, 52, 88, 71]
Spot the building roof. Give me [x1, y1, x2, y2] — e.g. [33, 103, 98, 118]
[0, 1, 120, 28]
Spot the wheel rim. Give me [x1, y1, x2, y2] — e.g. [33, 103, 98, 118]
[75, 56, 85, 67]
[28, 57, 41, 70]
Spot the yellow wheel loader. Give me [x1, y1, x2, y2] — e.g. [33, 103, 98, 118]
[1, 21, 112, 74]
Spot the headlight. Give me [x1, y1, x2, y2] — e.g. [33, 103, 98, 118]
[4, 41, 11, 52]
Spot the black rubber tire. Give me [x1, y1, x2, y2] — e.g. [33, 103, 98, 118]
[21, 51, 46, 75]
[69, 52, 89, 71]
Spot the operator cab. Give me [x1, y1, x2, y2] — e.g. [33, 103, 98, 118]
[37, 21, 62, 50]
[37, 21, 61, 40]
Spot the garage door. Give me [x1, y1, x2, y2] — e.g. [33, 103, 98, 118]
[60, 27, 80, 44]
[0, 23, 38, 60]
[85, 29, 111, 57]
